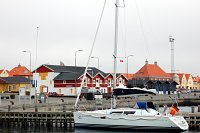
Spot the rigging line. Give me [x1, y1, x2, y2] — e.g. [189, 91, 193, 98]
[134, 0, 151, 60]
[75, 0, 107, 109]
[35, 27, 39, 73]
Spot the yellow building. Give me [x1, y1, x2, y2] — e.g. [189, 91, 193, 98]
[0, 77, 31, 93]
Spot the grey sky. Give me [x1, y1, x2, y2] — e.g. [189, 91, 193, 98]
[0, 0, 199, 75]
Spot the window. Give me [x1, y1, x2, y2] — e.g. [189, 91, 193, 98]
[119, 78, 123, 84]
[108, 79, 111, 86]
[84, 78, 87, 86]
[13, 85, 16, 90]
[8, 85, 12, 92]
[63, 80, 66, 84]
[24, 70, 28, 73]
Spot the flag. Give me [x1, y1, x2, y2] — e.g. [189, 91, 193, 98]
[120, 59, 123, 63]
[169, 37, 175, 42]
[170, 104, 179, 116]
[60, 61, 65, 66]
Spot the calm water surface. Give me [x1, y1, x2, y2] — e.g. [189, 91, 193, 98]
[0, 127, 198, 133]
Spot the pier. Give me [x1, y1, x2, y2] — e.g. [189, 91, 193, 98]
[0, 112, 74, 128]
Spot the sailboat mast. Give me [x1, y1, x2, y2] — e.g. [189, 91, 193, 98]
[112, 0, 119, 109]
[113, 0, 119, 90]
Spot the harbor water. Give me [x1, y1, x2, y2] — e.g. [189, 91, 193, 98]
[0, 127, 199, 133]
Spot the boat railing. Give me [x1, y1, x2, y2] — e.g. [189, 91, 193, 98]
[76, 104, 87, 111]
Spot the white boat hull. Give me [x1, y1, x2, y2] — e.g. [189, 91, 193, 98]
[74, 109, 188, 131]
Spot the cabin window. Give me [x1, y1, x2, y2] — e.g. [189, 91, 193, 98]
[111, 111, 123, 114]
[124, 111, 136, 115]
[100, 116, 106, 119]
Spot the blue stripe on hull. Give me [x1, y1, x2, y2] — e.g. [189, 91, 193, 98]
[75, 123, 183, 131]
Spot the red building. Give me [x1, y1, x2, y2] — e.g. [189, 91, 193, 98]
[33, 64, 128, 96]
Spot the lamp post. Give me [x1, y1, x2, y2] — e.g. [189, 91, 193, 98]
[91, 56, 99, 69]
[74, 50, 83, 96]
[23, 50, 32, 72]
[126, 55, 134, 79]
[75, 50, 83, 67]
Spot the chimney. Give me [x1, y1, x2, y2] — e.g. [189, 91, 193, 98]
[18, 64, 21, 67]
[145, 59, 148, 64]
[154, 61, 157, 65]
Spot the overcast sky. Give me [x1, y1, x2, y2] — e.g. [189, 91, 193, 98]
[0, 0, 200, 75]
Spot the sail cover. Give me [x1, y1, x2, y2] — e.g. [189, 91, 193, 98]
[113, 87, 156, 97]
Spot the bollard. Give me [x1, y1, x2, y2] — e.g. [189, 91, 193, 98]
[177, 92, 180, 98]
[191, 106, 195, 113]
[35, 105, 38, 112]
[198, 105, 200, 112]
[8, 105, 11, 112]
[22, 104, 25, 110]
[63, 105, 66, 112]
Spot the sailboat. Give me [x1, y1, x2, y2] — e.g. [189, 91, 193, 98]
[73, 0, 188, 131]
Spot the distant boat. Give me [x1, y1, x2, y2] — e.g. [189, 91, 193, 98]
[73, 0, 188, 131]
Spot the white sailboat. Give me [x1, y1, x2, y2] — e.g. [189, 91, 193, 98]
[73, 0, 188, 131]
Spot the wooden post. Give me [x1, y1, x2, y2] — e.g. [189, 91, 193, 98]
[198, 105, 200, 112]
[63, 105, 66, 112]
[35, 105, 38, 112]
[191, 106, 195, 113]
[8, 105, 11, 112]
[23, 104, 26, 110]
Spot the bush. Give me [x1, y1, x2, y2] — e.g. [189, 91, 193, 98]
[10, 94, 15, 99]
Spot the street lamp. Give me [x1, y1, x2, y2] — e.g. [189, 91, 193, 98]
[126, 55, 134, 79]
[23, 50, 32, 72]
[75, 50, 83, 67]
[91, 56, 99, 69]
[75, 50, 83, 95]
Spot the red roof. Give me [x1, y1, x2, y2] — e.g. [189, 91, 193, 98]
[123, 73, 135, 80]
[134, 63, 170, 77]
[9, 64, 32, 76]
[193, 77, 200, 83]
[185, 74, 191, 80]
